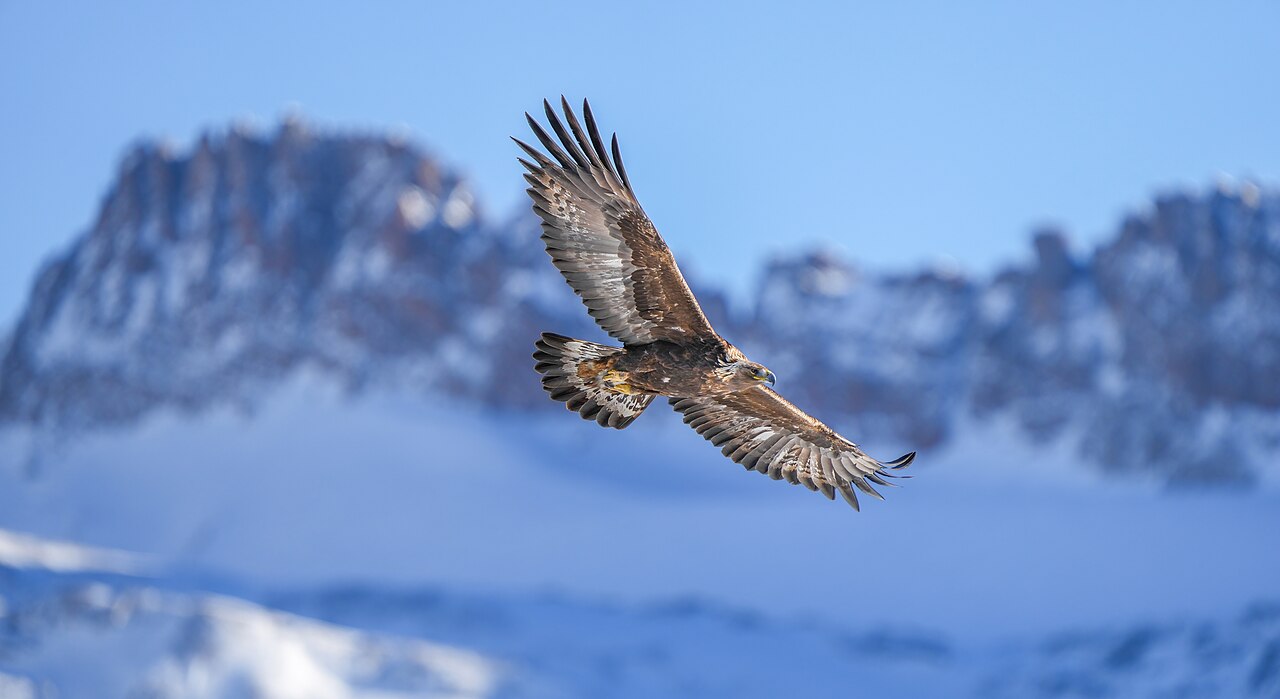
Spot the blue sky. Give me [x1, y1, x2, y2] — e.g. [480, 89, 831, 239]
[1, 1, 1277, 324]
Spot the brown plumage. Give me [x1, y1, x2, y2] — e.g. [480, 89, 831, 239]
[520, 97, 915, 510]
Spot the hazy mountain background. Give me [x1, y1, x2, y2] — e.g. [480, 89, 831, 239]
[0, 122, 1278, 698]
[3, 124, 1277, 482]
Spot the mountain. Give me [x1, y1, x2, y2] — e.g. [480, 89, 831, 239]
[1, 121, 1278, 485]
[0, 531, 508, 699]
[0, 119, 587, 432]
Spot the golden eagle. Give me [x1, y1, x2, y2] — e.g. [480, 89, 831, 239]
[517, 98, 915, 510]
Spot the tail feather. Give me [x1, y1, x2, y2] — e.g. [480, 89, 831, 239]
[533, 332, 655, 429]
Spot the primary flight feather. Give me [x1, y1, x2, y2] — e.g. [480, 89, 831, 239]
[518, 97, 915, 510]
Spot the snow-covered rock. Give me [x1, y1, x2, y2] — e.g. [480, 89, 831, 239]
[1, 122, 1277, 486]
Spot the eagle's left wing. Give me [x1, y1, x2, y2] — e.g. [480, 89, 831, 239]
[514, 98, 719, 346]
[670, 388, 915, 510]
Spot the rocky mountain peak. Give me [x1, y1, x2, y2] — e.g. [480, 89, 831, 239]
[2, 123, 1277, 485]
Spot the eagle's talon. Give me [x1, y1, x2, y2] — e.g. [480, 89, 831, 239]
[601, 370, 636, 395]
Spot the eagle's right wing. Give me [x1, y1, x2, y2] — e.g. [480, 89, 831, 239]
[670, 388, 915, 510]
[515, 98, 718, 346]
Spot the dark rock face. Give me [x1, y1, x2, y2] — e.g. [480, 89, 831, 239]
[1094, 189, 1280, 411]
[1082, 188, 1280, 483]
[2, 125, 1277, 485]
[0, 122, 596, 430]
[746, 252, 977, 450]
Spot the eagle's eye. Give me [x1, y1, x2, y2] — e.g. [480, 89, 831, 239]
[748, 366, 776, 385]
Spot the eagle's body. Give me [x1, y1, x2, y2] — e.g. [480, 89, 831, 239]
[518, 98, 915, 510]
[599, 339, 744, 397]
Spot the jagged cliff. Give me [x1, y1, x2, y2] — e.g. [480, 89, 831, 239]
[2, 122, 1277, 484]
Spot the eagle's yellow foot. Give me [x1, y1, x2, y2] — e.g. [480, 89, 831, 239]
[601, 370, 637, 395]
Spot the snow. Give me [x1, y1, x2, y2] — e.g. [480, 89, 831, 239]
[1, 378, 1275, 644]
[363, 245, 392, 281]
[1, 529, 1275, 699]
[31, 300, 84, 364]
[220, 251, 259, 292]
[137, 596, 502, 699]
[0, 674, 37, 699]
[441, 187, 474, 229]
[330, 243, 365, 290]
[0, 574, 506, 699]
[0, 529, 146, 574]
[125, 274, 158, 335]
[398, 185, 435, 229]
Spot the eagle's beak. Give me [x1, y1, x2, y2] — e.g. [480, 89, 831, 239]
[764, 370, 776, 386]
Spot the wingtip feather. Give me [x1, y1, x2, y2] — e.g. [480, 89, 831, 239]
[886, 451, 916, 469]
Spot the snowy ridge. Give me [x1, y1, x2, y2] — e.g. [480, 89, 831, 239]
[0, 122, 1277, 487]
[0, 563, 506, 699]
[0, 529, 146, 574]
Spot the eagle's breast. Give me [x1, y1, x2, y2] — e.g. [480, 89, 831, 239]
[613, 339, 733, 397]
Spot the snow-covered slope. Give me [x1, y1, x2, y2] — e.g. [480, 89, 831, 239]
[0, 566, 506, 698]
[0, 528, 145, 574]
[2, 380, 1277, 642]
[3, 530, 1277, 699]
[1, 122, 1277, 484]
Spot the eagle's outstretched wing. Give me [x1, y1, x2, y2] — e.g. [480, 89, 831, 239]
[670, 388, 915, 510]
[515, 98, 717, 346]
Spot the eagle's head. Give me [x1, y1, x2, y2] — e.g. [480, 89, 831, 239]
[715, 345, 776, 390]
[721, 359, 777, 391]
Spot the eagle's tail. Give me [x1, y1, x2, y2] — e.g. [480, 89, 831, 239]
[532, 332, 655, 429]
